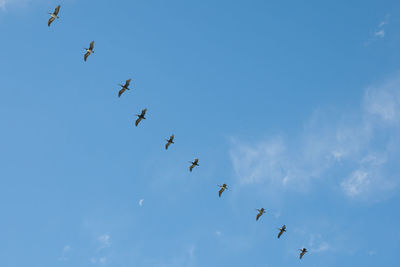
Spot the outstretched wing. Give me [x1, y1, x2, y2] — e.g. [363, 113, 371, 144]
[256, 213, 261, 221]
[278, 230, 283, 239]
[218, 187, 224, 197]
[193, 158, 198, 165]
[125, 79, 131, 87]
[89, 41, 95, 50]
[189, 164, 194, 172]
[165, 142, 170, 150]
[141, 108, 147, 116]
[299, 252, 304, 259]
[48, 17, 55, 26]
[170, 134, 174, 142]
[118, 88, 126, 97]
[135, 117, 142, 127]
[54, 5, 61, 15]
[84, 51, 90, 61]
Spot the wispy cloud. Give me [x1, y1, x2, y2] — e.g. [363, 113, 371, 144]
[98, 234, 111, 249]
[365, 15, 390, 44]
[58, 245, 71, 261]
[139, 199, 144, 206]
[230, 73, 400, 200]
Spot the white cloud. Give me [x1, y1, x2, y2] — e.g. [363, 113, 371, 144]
[98, 234, 111, 249]
[139, 199, 144, 206]
[374, 29, 385, 38]
[0, 0, 30, 10]
[230, 74, 400, 200]
[90, 257, 107, 265]
[341, 170, 370, 197]
[58, 245, 71, 261]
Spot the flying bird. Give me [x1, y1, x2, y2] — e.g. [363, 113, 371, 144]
[218, 184, 228, 197]
[118, 79, 131, 97]
[165, 134, 174, 150]
[189, 158, 199, 172]
[299, 248, 308, 259]
[256, 208, 266, 221]
[277, 225, 286, 239]
[48, 5, 60, 27]
[135, 108, 147, 126]
[84, 41, 95, 61]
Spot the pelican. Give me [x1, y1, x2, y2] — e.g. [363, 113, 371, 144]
[165, 134, 174, 150]
[299, 248, 307, 259]
[277, 225, 286, 239]
[218, 184, 228, 197]
[118, 79, 131, 97]
[189, 158, 199, 172]
[84, 41, 95, 61]
[135, 108, 147, 126]
[256, 208, 266, 221]
[48, 5, 60, 27]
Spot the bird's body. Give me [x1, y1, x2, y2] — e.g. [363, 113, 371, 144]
[256, 208, 266, 221]
[218, 184, 228, 197]
[189, 158, 199, 172]
[165, 135, 175, 150]
[48, 5, 60, 27]
[118, 79, 131, 97]
[277, 225, 286, 238]
[299, 248, 307, 259]
[84, 41, 95, 61]
[135, 108, 147, 126]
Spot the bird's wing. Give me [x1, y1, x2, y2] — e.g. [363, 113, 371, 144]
[165, 142, 170, 150]
[189, 164, 194, 172]
[135, 117, 142, 126]
[48, 17, 55, 26]
[89, 41, 94, 50]
[256, 213, 261, 221]
[142, 108, 147, 116]
[194, 158, 198, 164]
[218, 188, 224, 197]
[278, 231, 282, 238]
[54, 5, 61, 15]
[125, 79, 131, 87]
[84, 52, 90, 61]
[170, 134, 174, 141]
[118, 88, 126, 97]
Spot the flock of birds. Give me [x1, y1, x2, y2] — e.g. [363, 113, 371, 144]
[47, 5, 309, 261]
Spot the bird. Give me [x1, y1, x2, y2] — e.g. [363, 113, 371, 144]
[118, 79, 131, 97]
[256, 208, 266, 221]
[218, 184, 228, 197]
[84, 41, 95, 61]
[48, 5, 60, 27]
[189, 158, 199, 172]
[135, 108, 147, 126]
[277, 225, 286, 239]
[299, 248, 308, 259]
[165, 134, 174, 150]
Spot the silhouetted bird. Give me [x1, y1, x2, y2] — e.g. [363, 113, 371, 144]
[299, 248, 307, 259]
[118, 79, 131, 97]
[189, 158, 199, 172]
[48, 5, 60, 27]
[277, 225, 286, 239]
[84, 41, 95, 61]
[218, 184, 228, 197]
[165, 135, 174, 150]
[135, 108, 147, 126]
[256, 208, 266, 221]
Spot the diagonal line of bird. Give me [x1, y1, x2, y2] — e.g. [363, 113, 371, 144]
[46, 4, 308, 261]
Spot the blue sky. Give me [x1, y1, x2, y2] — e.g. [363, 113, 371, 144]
[1, 0, 400, 266]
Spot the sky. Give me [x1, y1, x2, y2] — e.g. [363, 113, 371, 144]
[1, 0, 400, 266]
